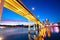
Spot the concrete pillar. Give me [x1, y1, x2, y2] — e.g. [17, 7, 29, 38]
[28, 24, 30, 31]
[0, 0, 5, 21]
[38, 25, 41, 33]
[33, 24, 36, 39]
[36, 24, 38, 35]
[28, 20, 31, 40]
[28, 34, 31, 40]
[34, 24, 36, 35]
[28, 25, 31, 40]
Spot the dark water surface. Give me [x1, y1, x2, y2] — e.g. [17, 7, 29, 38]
[4, 33, 28, 40]
[0, 27, 60, 40]
[0, 27, 28, 40]
[4, 32, 60, 40]
[45, 33, 60, 40]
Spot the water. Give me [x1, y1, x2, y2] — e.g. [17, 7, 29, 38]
[0, 27, 29, 40]
[4, 33, 28, 40]
[45, 32, 60, 40]
[0, 27, 60, 40]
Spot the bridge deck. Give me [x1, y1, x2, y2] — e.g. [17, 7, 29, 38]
[4, 0, 44, 27]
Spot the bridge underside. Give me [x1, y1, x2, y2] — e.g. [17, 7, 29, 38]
[3, 0, 44, 27]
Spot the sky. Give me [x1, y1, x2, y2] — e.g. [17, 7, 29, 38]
[2, 0, 60, 23]
[2, 8, 28, 21]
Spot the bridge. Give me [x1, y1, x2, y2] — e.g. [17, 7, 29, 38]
[0, 0, 44, 27]
[0, 0, 52, 40]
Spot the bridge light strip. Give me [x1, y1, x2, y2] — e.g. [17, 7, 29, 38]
[4, 0, 44, 28]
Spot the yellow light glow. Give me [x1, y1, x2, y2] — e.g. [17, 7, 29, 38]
[0, 26, 6, 28]
[4, 0, 44, 28]
[0, 0, 1, 3]
[0, 37, 3, 40]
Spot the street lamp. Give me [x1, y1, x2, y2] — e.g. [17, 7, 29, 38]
[32, 7, 35, 10]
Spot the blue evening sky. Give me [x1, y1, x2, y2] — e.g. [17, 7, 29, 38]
[2, 0, 60, 23]
[2, 8, 28, 21]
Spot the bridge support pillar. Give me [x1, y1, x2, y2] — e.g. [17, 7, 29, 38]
[36, 24, 38, 35]
[34, 24, 36, 39]
[28, 23, 31, 40]
[0, 0, 5, 21]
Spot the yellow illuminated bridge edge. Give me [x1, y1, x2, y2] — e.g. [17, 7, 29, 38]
[4, 0, 44, 27]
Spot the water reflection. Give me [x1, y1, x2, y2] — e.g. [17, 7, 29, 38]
[0, 27, 60, 40]
[0, 27, 28, 40]
[0, 26, 6, 29]
[54, 27, 59, 33]
[0, 36, 4, 40]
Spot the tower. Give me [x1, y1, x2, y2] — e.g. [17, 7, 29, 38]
[46, 18, 49, 25]
[45, 18, 51, 37]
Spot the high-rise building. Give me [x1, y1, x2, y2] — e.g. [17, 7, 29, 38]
[46, 18, 49, 25]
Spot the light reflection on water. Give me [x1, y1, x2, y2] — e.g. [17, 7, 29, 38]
[0, 27, 60, 40]
[0, 27, 28, 40]
[0, 37, 3, 40]
[0, 36, 4, 40]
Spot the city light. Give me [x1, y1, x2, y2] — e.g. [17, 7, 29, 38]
[54, 27, 59, 33]
[0, 36, 3, 40]
[0, 0, 1, 3]
[32, 7, 35, 10]
[0, 26, 6, 28]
